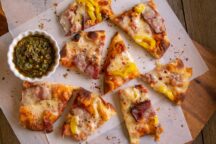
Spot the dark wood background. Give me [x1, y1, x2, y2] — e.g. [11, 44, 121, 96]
[0, 0, 216, 144]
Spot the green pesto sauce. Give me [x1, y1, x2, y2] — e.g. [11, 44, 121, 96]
[13, 35, 55, 78]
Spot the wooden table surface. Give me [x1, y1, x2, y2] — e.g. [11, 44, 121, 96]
[0, 0, 216, 144]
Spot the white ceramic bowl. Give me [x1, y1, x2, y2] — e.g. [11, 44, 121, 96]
[8, 30, 60, 82]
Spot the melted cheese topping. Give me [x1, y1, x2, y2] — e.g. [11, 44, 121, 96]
[107, 51, 138, 78]
[144, 60, 192, 103]
[21, 85, 61, 123]
[67, 94, 115, 139]
[119, 86, 161, 144]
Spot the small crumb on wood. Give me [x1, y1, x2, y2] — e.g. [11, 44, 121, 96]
[2, 77, 5, 80]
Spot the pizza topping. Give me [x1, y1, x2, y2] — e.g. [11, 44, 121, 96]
[142, 5, 166, 34]
[70, 116, 79, 134]
[154, 85, 174, 101]
[61, 31, 104, 79]
[134, 4, 145, 14]
[73, 53, 88, 72]
[87, 31, 98, 40]
[72, 33, 81, 42]
[130, 100, 151, 122]
[77, 0, 102, 23]
[134, 35, 156, 50]
[110, 62, 138, 78]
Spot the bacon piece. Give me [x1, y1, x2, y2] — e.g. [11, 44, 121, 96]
[142, 6, 166, 34]
[130, 100, 151, 122]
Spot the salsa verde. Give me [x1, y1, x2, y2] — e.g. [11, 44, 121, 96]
[13, 35, 55, 78]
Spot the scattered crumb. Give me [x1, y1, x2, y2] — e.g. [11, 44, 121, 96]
[38, 23, 44, 29]
[178, 37, 181, 40]
[112, 136, 117, 139]
[15, 21, 19, 23]
[95, 85, 100, 90]
[2, 77, 5, 80]
[41, 18, 51, 22]
[181, 124, 184, 128]
[10, 95, 14, 98]
[185, 58, 189, 61]
[67, 69, 70, 72]
[171, 44, 174, 47]
[156, 107, 160, 112]
[63, 73, 68, 78]
[184, 44, 187, 46]
[106, 136, 111, 140]
[53, 3, 58, 7]
[107, 21, 113, 27]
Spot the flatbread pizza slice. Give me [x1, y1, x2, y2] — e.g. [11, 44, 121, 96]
[111, 0, 170, 58]
[119, 85, 163, 144]
[19, 81, 78, 132]
[62, 88, 116, 141]
[60, 0, 113, 35]
[103, 32, 140, 94]
[60, 30, 106, 79]
[140, 58, 192, 104]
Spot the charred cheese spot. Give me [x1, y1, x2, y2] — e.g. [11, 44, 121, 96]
[72, 33, 81, 42]
[87, 31, 98, 40]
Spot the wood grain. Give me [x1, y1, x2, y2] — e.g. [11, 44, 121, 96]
[167, 0, 186, 28]
[182, 41, 216, 139]
[182, 0, 216, 52]
[0, 109, 20, 144]
[203, 113, 216, 144]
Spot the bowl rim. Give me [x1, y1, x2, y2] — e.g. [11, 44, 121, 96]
[7, 29, 60, 82]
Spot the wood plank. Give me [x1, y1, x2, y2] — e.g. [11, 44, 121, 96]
[193, 133, 204, 144]
[0, 2, 8, 36]
[182, 0, 216, 52]
[203, 113, 216, 144]
[167, 0, 186, 28]
[0, 109, 20, 144]
[182, 41, 216, 139]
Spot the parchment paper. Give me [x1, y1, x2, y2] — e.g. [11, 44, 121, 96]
[0, 0, 208, 144]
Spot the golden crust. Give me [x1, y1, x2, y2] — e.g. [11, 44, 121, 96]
[62, 88, 116, 141]
[111, 1, 170, 59]
[141, 58, 193, 104]
[19, 81, 76, 132]
[119, 85, 163, 144]
[103, 33, 140, 94]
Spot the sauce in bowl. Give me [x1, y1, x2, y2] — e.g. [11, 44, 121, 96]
[13, 35, 56, 78]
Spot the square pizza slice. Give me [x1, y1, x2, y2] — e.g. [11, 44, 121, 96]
[62, 87, 116, 141]
[60, 30, 106, 79]
[119, 85, 163, 144]
[19, 81, 78, 132]
[111, 0, 170, 58]
[60, 0, 113, 35]
[140, 58, 192, 104]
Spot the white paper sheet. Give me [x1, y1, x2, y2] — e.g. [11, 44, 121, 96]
[0, 0, 208, 144]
